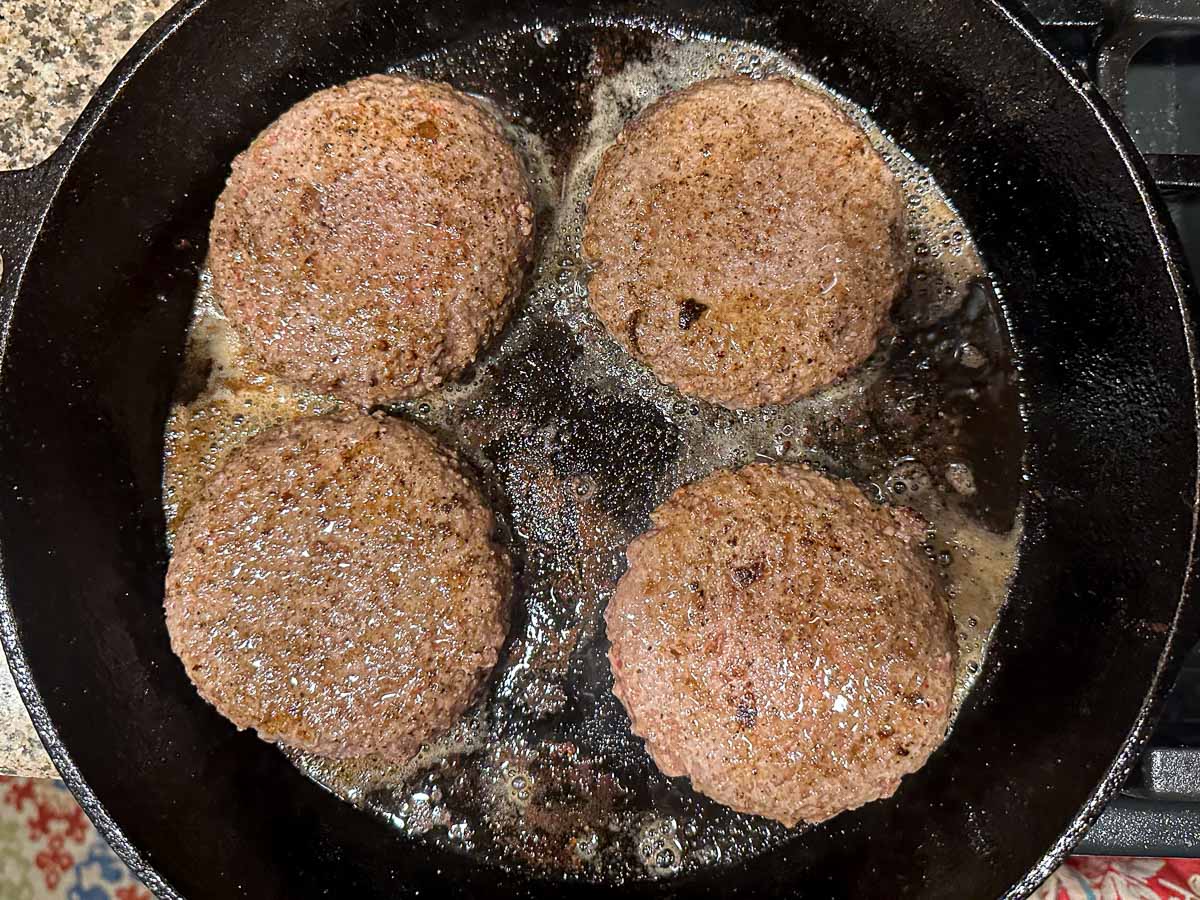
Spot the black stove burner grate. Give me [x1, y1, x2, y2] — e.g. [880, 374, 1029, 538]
[1026, 0, 1200, 858]
[1031, 0, 1200, 190]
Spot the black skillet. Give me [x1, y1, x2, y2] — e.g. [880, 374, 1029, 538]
[0, 0, 1197, 897]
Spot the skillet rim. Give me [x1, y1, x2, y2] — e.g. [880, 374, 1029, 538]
[978, 7, 1200, 896]
[0, 1, 1195, 897]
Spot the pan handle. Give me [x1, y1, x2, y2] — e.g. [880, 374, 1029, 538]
[0, 162, 58, 312]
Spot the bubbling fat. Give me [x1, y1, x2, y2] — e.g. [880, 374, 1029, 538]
[163, 26, 1024, 886]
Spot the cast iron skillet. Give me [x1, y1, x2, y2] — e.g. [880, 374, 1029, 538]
[0, 0, 1197, 897]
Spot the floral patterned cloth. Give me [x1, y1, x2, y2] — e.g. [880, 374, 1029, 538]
[1033, 858, 1200, 900]
[0, 779, 149, 900]
[0, 775, 1190, 899]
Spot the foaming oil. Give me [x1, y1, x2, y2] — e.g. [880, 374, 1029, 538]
[163, 22, 1025, 886]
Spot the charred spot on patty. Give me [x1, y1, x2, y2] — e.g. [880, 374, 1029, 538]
[734, 693, 758, 730]
[731, 559, 764, 587]
[679, 298, 708, 330]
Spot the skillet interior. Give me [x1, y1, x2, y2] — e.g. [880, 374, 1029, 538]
[0, 0, 1195, 897]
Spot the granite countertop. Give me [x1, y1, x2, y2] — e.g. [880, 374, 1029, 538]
[0, 0, 174, 778]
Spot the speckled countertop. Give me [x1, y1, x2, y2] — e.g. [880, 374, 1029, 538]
[0, 0, 174, 777]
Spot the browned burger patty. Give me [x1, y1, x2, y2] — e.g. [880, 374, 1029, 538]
[605, 465, 955, 826]
[582, 77, 908, 408]
[164, 413, 511, 761]
[209, 75, 534, 406]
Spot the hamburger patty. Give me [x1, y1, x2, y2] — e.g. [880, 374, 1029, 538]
[164, 413, 511, 761]
[209, 75, 534, 406]
[605, 464, 955, 826]
[582, 76, 908, 408]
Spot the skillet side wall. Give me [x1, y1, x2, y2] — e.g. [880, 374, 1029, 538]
[0, 0, 1194, 898]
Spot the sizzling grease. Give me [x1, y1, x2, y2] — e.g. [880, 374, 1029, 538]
[163, 25, 1024, 885]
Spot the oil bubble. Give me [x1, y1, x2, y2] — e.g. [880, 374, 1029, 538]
[946, 462, 977, 496]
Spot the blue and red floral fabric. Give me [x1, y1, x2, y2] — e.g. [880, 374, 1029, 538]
[0, 775, 1190, 899]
